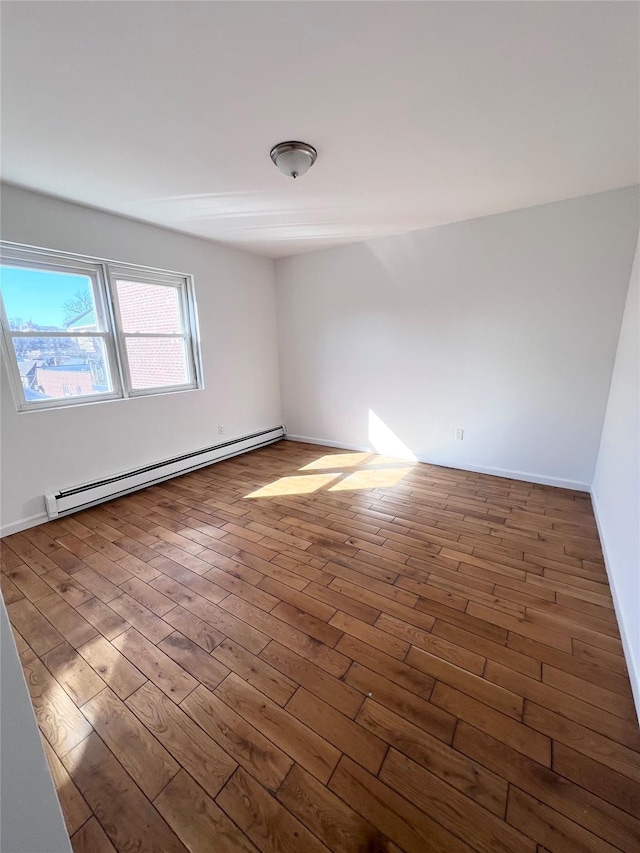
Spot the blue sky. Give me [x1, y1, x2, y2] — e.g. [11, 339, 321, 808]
[0, 265, 92, 328]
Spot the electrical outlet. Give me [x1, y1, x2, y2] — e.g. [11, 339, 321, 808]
[455, 428, 464, 441]
[218, 425, 225, 435]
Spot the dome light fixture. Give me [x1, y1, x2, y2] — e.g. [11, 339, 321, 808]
[270, 141, 317, 179]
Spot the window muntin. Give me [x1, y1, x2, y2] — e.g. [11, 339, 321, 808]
[0, 243, 202, 411]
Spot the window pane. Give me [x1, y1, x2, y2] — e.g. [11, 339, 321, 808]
[12, 337, 113, 402]
[125, 336, 189, 389]
[116, 279, 182, 334]
[0, 265, 99, 332]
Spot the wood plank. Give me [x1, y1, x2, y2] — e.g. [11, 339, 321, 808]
[157, 631, 229, 692]
[41, 641, 106, 706]
[328, 756, 474, 853]
[277, 763, 392, 853]
[329, 576, 435, 630]
[415, 595, 510, 644]
[506, 632, 627, 694]
[149, 556, 229, 603]
[71, 817, 117, 853]
[0, 540, 26, 569]
[303, 581, 381, 624]
[542, 662, 637, 720]
[77, 635, 147, 700]
[344, 661, 456, 741]
[55, 532, 96, 559]
[216, 767, 330, 853]
[484, 660, 640, 749]
[40, 567, 95, 607]
[432, 619, 542, 678]
[22, 526, 59, 555]
[154, 770, 258, 853]
[259, 640, 363, 717]
[61, 733, 187, 852]
[273, 601, 344, 647]
[73, 566, 121, 603]
[221, 594, 350, 677]
[572, 638, 628, 672]
[181, 684, 292, 791]
[126, 681, 236, 798]
[34, 593, 98, 648]
[377, 612, 486, 675]
[286, 687, 387, 774]
[407, 645, 523, 718]
[552, 741, 640, 818]
[213, 638, 297, 706]
[505, 786, 619, 853]
[215, 672, 340, 783]
[106, 592, 173, 643]
[84, 551, 133, 584]
[10, 624, 29, 654]
[112, 628, 198, 702]
[40, 735, 91, 835]
[6, 598, 64, 655]
[379, 748, 536, 853]
[0, 572, 24, 604]
[204, 563, 280, 611]
[329, 610, 408, 659]
[465, 602, 573, 651]
[163, 603, 225, 651]
[76, 597, 130, 641]
[81, 687, 180, 799]
[336, 634, 436, 701]
[119, 576, 177, 616]
[5, 563, 62, 601]
[357, 699, 507, 816]
[431, 682, 551, 765]
[455, 721, 640, 852]
[523, 702, 640, 783]
[151, 578, 270, 653]
[258, 576, 336, 620]
[117, 552, 161, 582]
[20, 649, 93, 757]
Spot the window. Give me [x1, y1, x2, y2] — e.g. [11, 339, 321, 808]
[0, 243, 203, 411]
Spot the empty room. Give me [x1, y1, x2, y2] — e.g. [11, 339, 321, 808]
[1, 2, 639, 852]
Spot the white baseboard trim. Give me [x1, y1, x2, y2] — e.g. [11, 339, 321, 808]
[0, 512, 49, 538]
[429, 461, 590, 492]
[285, 434, 372, 454]
[284, 434, 590, 491]
[590, 488, 640, 723]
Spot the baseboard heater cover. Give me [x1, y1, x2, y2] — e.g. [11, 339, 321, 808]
[44, 424, 286, 519]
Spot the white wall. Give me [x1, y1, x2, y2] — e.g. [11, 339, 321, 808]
[0, 598, 72, 853]
[276, 187, 640, 489]
[592, 230, 640, 716]
[0, 185, 281, 533]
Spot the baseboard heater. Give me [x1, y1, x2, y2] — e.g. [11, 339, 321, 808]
[44, 424, 286, 520]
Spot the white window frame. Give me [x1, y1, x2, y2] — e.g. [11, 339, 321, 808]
[0, 242, 204, 412]
[108, 266, 199, 398]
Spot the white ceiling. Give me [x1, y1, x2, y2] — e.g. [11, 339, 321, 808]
[1, 2, 638, 258]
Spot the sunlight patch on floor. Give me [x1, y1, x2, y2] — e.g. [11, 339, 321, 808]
[244, 472, 341, 498]
[244, 415, 418, 499]
[299, 452, 372, 470]
[328, 466, 412, 492]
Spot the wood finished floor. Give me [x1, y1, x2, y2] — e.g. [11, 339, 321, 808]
[2, 439, 639, 853]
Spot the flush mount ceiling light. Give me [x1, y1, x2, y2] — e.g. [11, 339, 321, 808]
[270, 141, 317, 179]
